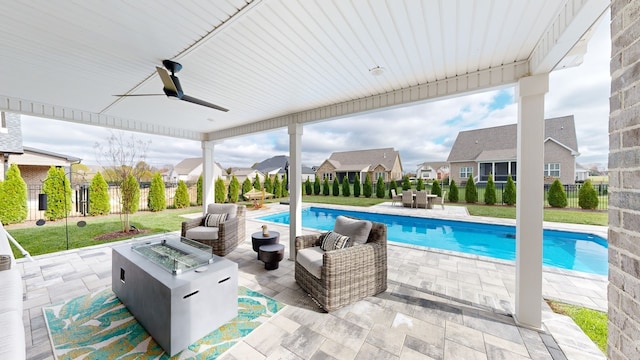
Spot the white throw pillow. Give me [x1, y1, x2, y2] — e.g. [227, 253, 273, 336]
[333, 216, 372, 244]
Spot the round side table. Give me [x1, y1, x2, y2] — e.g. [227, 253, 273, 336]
[259, 244, 285, 270]
[251, 231, 280, 259]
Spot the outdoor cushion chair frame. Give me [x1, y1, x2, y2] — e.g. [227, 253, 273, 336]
[294, 220, 388, 312]
[181, 205, 247, 256]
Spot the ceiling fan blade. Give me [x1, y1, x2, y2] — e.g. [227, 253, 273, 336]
[113, 94, 164, 97]
[156, 66, 178, 94]
[182, 95, 229, 112]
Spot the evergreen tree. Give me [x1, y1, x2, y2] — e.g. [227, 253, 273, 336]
[88, 171, 110, 216]
[431, 179, 442, 197]
[42, 166, 72, 221]
[305, 177, 313, 195]
[547, 179, 567, 208]
[388, 179, 398, 198]
[342, 176, 351, 197]
[464, 175, 478, 203]
[121, 174, 140, 214]
[363, 174, 373, 198]
[313, 176, 321, 195]
[323, 177, 330, 196]
[353, 173, 361, 197]
[242, 177, 252, 195]
[332, 178, 340, 196]
[578, 180, 599, 209]
[0, 164, 28, 224]
[416, 178, 425, 191]
[402, 175, 411, 190]
[376, 175, 386, 198]
[196, 175, 203, 206]
[253, 174, 261, 190]
[213, 178, 226, 204]
[448, 179, 459, 203]
[484, 174, 497, 205]
[503, 174, 516, 205]
[282, 174, 289, 197]
[273, 175, 282, 198]
[264, 175, 273, 194]
[173, 180, 190, 208]
[229, 175, 240, 203]
[148, 172, 166, 211]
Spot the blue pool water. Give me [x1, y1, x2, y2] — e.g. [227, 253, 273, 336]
[258, 207, 608, 275]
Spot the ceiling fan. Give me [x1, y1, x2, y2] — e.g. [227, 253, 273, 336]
[115, 60, 229, 112]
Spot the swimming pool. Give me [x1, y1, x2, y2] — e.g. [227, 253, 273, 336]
[258, 207, 608, 275]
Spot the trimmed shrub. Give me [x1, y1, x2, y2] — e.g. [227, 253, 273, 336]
[363, 174, 373, 198]
[503, 174, 516, 205]
[388, 179, 398, 198]
[196, 175, 203, 206]
[464, 175, 478, 203]
[353, 173, 361, 197]
[264, 175, 273, 194]
[323, 177, 330, 196]
[213, 178, 226, 204]
[242, 177, 252, 195]
[0, 164, 28, 224]
[273, 175, 282, 198]
[174, 180, 190, 208]
[484, 174, 497, 205]
[88, 172, 110, 216]
[42, 166, 72, 221]
[305, 177, 312, 195]
[148, 172, 166, 211]
[122, 174, 140, 214]
[313, 177, 321, 195]
[376, 176, 386, 198]
[578, 180, 599, 209]
[402, 175, 411, 190]
[253, 174, 261, 190]
[431, 179, 442, 197]
[547, 179, 568, 208]
[416, 178, 425, 191]
[448, 180, 459, 203]
[332, 178, 340, 196]
[282, 174, 289, 197]
[342, 177, 351, 197]
[229, 175, 240, 203]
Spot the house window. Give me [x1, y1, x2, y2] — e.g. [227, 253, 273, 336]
[544, 163, 560, 177]
[0, 112, 7, 133]
[374, 172, 385, 181]
[323, 173, 333, 181]
[460, 167, 473, 179]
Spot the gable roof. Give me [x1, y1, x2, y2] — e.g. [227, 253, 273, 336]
[252, 155, 315, 174]
[328, 147, 400, 172]
[418, 161, 449, 170]
[447, 115, 578, 162]
[174, 157, 202, 175]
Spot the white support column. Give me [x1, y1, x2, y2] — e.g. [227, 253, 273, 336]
[514, 74, 548, 329]
[201, 140, 215, 213]
[288, 123, 303, 260]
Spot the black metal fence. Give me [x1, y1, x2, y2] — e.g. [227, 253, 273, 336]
[26, 184, 198, 221]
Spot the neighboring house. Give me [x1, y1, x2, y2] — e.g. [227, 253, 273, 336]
[575, 163, 590, 182]
[173, 157, 225, 183]
[416, 161, 449, 181]
[447, 115, 580, 185]
[316, 147, 403, 184]
[1, 112, 81, 184]
[252, 155, 315, 182]
[230, 167, 264, 184]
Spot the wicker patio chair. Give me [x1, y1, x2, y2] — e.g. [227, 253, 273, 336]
[415, 190, 428, 208]
[295, 216, 387, 312]
[390, 188, 402, 206]
[402, 190, 414, 208]
[181, 204, 246, 256]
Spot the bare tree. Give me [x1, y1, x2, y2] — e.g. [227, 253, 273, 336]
[95, 131, 150, 232]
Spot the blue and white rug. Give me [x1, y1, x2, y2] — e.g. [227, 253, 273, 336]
[43, 286, 284, 359]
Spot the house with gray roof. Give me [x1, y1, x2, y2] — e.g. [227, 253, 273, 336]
[316, 147, 403, 184]
[416, 161, 449, 181]
[252, 155, 316, 182]
[447, 115, 580, 185]
[173, 157, 226, 183]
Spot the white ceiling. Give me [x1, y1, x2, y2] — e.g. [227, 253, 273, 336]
[0, 0, 609, 142]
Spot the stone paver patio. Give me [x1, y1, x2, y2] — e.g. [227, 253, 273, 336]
[15, 203, 607, 359]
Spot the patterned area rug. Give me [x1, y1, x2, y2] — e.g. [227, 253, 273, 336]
[43, 286, 284, 359]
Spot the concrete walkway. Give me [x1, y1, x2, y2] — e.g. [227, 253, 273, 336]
[16, 203, 607, 360]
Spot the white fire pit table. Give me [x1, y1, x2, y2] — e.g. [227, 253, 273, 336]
[112, 233, 238, 356]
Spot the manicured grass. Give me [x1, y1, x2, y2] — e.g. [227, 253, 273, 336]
[463, 204, 607, 226]
[7, 207, 201, 258]
[547, 300, 607, 353]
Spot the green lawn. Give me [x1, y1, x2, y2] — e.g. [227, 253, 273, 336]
[547, 300, 607, 353]
[463, 204, 608, 226]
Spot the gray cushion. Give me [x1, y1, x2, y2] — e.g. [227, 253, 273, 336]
[296, 247, 324, 279]
[185, 226, 219, 240]
[334, 216, 372, 244]
[206, 203, 238, 219]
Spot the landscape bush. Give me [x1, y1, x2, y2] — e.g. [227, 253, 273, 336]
[42, 166, 71, 221]
[88, 172, 110, 216]
[484, 174, 496, 205]
[353, 173, 361, 197]
[281, 174, 289, 197]
[148, 172, 166, 211]
[273, 175, 282, 198]
[448, 180, 459, 203]
[465, 175, 478, 203]
[332, 178, 340, 196]
[323, 177, 330, 196]
[548, 179, 568, 208]
[578, 180, 599, 209]
[213, 178, 226, 204]
[342, 177, 351, 197]
[503, 174, 516, 205]
[174, 180, 191, 208]
[0, 164, 28, 224]
[388, 179, 398, 198]
[122, 174, 140, 214]
[376, 176, 385, 198]
[402, 175, 411, 190]
[431, 179, 442, 197]
[242, 178, 252, 195]
[229, 175, 240, 203]
[196, 175, 203, 205]
[264, 175, 273, 194]
[305, 177, 313, 195]
[253, 174, 261, 190]
[313, 177, 321, 195]
[363, 174, 373, 198]
[416, 178, 425, 191]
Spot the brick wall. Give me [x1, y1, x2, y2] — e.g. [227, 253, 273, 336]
[608, 1, 640, 358]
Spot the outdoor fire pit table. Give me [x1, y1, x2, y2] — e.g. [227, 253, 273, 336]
[251, 231, 280, 259]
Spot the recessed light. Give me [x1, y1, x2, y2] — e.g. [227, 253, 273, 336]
[369, 66, 385, 76]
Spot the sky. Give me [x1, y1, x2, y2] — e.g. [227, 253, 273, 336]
[20, 15, 611, 173]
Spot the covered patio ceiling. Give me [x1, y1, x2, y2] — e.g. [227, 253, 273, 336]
[0, 0, 608, 142]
